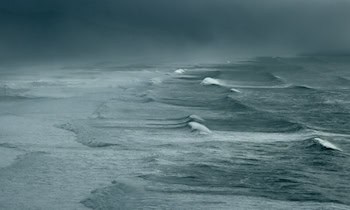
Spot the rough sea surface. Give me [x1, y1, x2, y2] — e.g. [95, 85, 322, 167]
[0, 56, 349, 209]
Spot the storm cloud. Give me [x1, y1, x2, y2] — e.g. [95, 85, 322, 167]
[1, 0, 350, 64]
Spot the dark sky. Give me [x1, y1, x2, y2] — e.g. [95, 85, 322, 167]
[1, 0, 350, 64]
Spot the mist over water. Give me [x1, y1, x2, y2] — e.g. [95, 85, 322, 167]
[1, 1, 350, 210]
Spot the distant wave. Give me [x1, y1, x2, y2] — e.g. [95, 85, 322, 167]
[147, 114, 211, 134]
[217, 71, 285, 84]
[199, 77, 289, 90]
[147, 115, 205, 124]
[222, 84, 318, 91]
[203, 116, 305, 133]
[138, 90, 157, 103]
[188, 114, 205, 123]
[0, 82, 69, 100]
[148, 109, 305, 134]
[0, 84, 30, 99]
[0, 95, 47, 101]
[0, 142, 18, 149]
[179, 69, 221, 80]
[285, 84, 316, 90]
[30, 80, 65, 87]
[175, 75, 200, 80]
[158, 94, 251, 111]
[335, 76, 350, 86]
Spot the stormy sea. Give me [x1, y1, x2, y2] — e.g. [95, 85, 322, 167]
[0, 55, 349, 209]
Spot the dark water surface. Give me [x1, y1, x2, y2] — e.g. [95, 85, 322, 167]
[0, 56, 349, 209]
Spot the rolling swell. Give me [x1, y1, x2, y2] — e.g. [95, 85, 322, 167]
[144, 68, 309, 134]
[146, 114, 212, 134]
[139, 57, 350, 207]
[217, 71, 285, 85]
[203, 115, 305, 133]
[79, 56, 350, 209]
[149, 88, 305, 133]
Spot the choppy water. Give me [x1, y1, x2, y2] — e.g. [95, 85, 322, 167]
[0, 56, 350, 209]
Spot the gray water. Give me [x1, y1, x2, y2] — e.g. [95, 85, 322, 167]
[0, 56, 349, 209]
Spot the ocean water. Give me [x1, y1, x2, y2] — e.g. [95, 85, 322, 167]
[0, 56, 349, 209]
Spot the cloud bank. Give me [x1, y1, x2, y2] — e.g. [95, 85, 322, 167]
[1, 0, 350, 64]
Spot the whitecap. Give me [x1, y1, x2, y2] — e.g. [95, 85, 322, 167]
[188, 122, 212, 134]
[313, 137, 342, 151]
[174, 69, 186, 74]
[200, 77, 223, 86]
[230, 88, 241, 93]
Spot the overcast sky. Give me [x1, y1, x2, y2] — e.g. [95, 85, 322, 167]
[1, 0, 350, 64]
